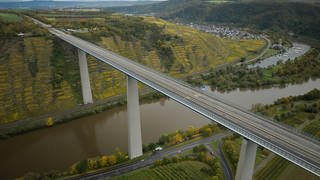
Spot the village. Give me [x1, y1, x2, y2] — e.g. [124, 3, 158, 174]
[180, 22, 262, 40]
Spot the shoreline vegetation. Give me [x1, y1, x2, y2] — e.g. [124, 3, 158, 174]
[221, 88, 320, 179]
[187, 48, 320, 92]
[0, 10, 267, 137]
[0, 10, 318, 143]
[1, 10, 318, 139]
[19, 88, 320, 179]
[18, 123, 224, 179]
[0, 88, 166, 139]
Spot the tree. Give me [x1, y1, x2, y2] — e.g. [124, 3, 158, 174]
[170, 133, 183, 145]
[148, 143, 157, 151]
[153, 160, 162, 167]
[158, 134, 169, 145]
[162, 157, 171, 165]
[115, 149, 127, 163]
[46, 117, 54, 127]
[142, 144, 149, 152]
[108, 155, 117, 165]
[193, 144, 207, 153]
[200, 127, 213, 137]
[23, 172, 41, 180]
[99, 156, 108, 167]
[184, 126, 197, 139]
[76, 160, 88, 173]
[88, 159, 98, 170]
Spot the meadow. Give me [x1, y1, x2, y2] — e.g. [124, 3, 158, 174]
[0, 12, 21, 22]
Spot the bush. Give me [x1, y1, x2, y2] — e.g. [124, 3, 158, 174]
[75, 160, 88, 173]
[200, 167, 215, 176]
[193, 144, 207, 153]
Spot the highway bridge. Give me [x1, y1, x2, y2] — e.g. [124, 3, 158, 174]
[30, 17, 320, 179]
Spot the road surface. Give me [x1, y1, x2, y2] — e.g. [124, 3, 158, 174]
[205, 142, 233, 180]
[66, 132, 233, 180]
[30, 17, 320, 176]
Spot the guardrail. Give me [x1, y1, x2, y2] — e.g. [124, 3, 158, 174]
[30, 20, 320, 176]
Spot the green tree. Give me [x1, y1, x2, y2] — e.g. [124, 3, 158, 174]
[76, 160, 88, 173]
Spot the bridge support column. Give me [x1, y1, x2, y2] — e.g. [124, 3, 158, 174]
[127, 75, 143, 159]
[78, 49, 93, 104]
[235, 139, 258, 180]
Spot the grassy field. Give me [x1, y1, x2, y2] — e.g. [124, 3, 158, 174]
[108, 161, 213, 180]
[0, 13, 21, 22]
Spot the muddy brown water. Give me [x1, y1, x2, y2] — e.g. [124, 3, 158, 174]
[0, 79, 319, 179]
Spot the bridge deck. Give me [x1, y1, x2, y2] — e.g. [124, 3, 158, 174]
[31, 17, 320, 176]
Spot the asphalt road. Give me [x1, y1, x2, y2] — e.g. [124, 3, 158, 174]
[66, 132, 233, 180]
[30, 17, 320, 176]
[205, 143, 233, 180]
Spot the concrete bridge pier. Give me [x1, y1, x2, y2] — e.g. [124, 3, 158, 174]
[78, 49, 93, 104]
[127, 75, 143, 159]
[235, 138, 258, 180]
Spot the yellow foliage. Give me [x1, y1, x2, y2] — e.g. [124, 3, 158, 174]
[69, 163, 77, 175]
[170, 133, 183, 145]
[46, 117, 54, 127]
[99, 156, 108, 167]
[12, 112, 19, 120]
[108, 155, 117, 165]
[88, 159, 98, 170]
[99, 154, 117, 167]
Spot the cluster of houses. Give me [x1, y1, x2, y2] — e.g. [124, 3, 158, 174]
[180, 22, 261, 40]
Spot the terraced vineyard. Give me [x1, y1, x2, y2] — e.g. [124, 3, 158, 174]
[0, 37, 78, 123]
[109, 161, 213, 180]
[255, 156, 289, 180]
[0, 11, 266, 124]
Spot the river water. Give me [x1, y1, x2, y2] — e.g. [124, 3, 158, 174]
[0, 78, 319, 179]
[248, 42, 310, 68]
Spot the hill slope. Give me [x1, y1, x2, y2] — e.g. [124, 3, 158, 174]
[0, 11, 265, 124]
[111, 0, 320, 41]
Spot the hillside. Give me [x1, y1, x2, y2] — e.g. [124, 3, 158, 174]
[0, 11, 266, 124]
[111, 0, 320, 42]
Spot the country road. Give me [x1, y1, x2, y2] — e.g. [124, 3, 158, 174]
[205, 142, 233, 180]
[30, 17, 320, 176]
[66, 132, 233, 180]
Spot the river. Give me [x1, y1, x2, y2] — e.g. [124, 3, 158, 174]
[248, 42, 310, 68]
[0, 78, 319, 179]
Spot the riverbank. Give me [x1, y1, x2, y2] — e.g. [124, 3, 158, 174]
[192, 48, 320, 92]
[0, 37, 270, 139]
[17, 123, 226, 179]
[1, 77, 319, 180]
[220, 89, 320, 180]
[0, 87, 166, 139]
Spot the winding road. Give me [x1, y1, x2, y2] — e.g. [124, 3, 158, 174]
[30, 17, 320, 176]
[66, 132, 233, 180]
[205, 142, 233, 180]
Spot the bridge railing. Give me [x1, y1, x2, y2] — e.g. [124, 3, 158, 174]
[103, 46, 320, 145]
[125, 70, 320, 175]
[29, 19, 320, 175]
[59, 25, 320, 145]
